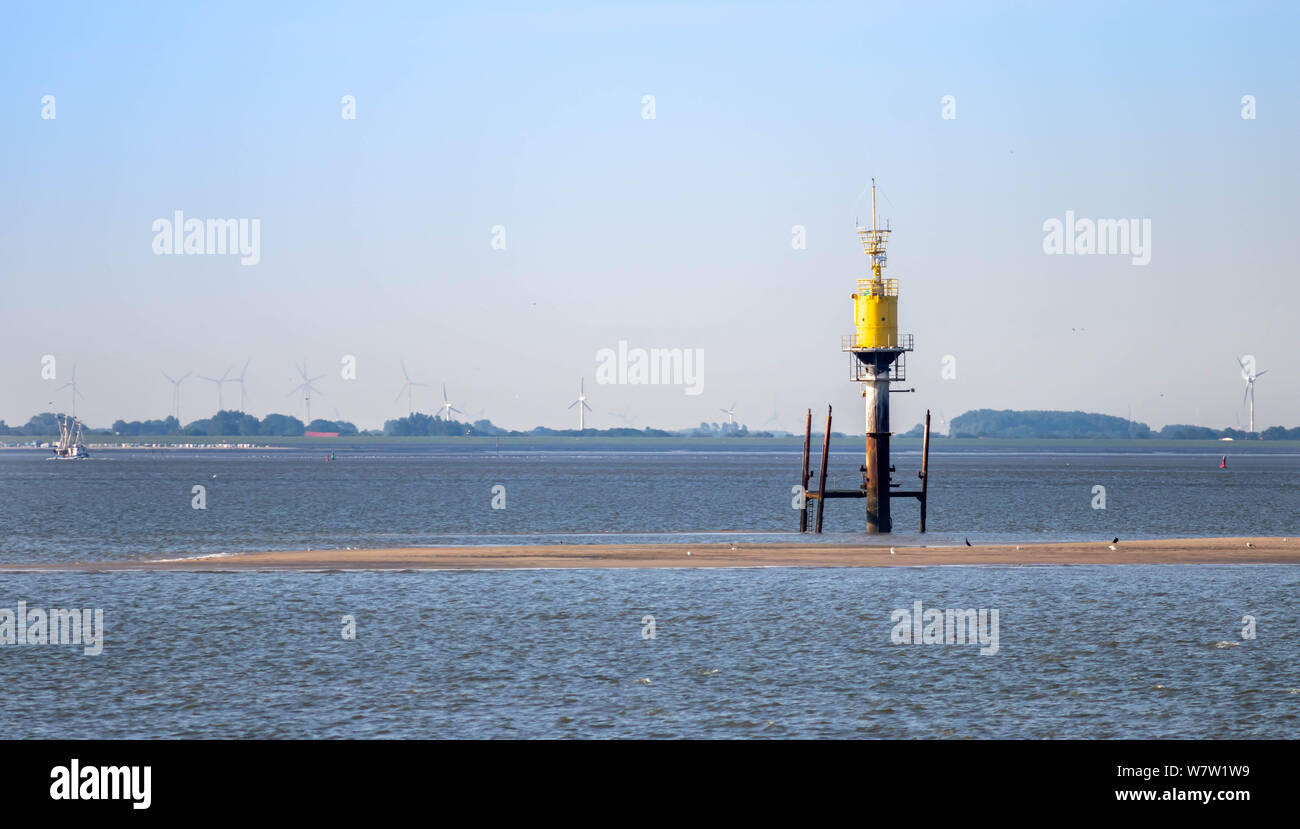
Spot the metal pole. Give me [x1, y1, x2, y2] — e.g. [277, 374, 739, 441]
[814, 406, 832, 533]
[919, 409, 931, 532]
[799, 409, 812, 532]
[864, 407, 879, 532]
[864, 368, 891, 533]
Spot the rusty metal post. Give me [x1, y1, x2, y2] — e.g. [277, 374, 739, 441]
[864, 428, 879, 531]
[919, 409, 931, 532]
[799, 409, 812, 532]
[864, 368, 891, 533]
[814, 406, 832, 533]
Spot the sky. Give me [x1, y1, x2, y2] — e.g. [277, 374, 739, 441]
[2, 1, 1297, 434]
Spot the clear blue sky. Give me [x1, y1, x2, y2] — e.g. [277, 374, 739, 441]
[2, 1, 1297, 432]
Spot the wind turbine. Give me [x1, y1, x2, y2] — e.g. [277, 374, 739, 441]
[287, 360, 325, 424]
[199, 366, 234, 413]
[232, 359, 251, 412]
[720, 402, 737, 425]
[1238, 356, 1268, 435]
[161, 370, 192, 422]
[394, 359, 427, 415]
[568, 378, 592, 430]
[609, 404, 638, 428]
[57, 363, 85, 417]
[761, 396, 782, 432]
[437, 384, 463, 421]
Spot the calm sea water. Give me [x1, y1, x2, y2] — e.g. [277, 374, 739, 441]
[1, 443, 1298, 563]
[1, 444, 1296, 738]
[0, 566, 1295, 738]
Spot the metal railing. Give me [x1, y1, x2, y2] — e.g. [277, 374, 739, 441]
[855, 278, 898, 297]
[849, 350, 907, 382]
[842, 332, 914, 351]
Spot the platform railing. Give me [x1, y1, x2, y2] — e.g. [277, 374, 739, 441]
[849, 350, 907, 382]
[854, 278, 899, 297]
[842, 332, 914, 351]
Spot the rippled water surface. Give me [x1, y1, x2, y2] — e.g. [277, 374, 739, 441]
[0, 566, 1295, 738]
[2, 445, 1296, 738]
[2, 445, 1298, 562]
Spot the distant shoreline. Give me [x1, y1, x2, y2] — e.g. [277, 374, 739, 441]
[5, 537, 1297, 572]
[4, 436, 1300, 450]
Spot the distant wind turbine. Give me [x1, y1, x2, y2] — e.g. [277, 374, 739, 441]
[162, 370, 192, 422]
[199, 366, 234, 413]
[438, 384, 463, 420]
[609, 404, 638, 428]
[394, 359, 427, 415]
[1238, 356, 1268, 435]
[233, 359, 252, 412]
[287, 360, 325, 424]
[720, 402, 737, 425]
[761, 397, 782, 431]
[568, 378, 592, 430]
[57, 363, 85, 417]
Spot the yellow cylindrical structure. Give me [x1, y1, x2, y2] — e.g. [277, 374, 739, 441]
[852, 278, 899, 347]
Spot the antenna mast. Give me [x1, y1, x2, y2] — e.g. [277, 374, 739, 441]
[871, 178, 877, 234]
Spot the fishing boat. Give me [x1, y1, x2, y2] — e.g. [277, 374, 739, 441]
[48, 414, 90, 460]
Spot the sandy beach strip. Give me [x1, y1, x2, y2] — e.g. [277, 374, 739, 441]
[2, 537, 1299, 572]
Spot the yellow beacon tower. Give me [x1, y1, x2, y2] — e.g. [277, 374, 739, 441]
[842, 179, 914, 533]
[851, 183, 899, 348]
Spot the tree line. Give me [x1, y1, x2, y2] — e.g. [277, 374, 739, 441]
[0, 411, 358, 437]
[6, 407, 1296, 440]
[945, 409, 1300, 440]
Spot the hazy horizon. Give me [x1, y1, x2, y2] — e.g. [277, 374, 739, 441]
[0, 399, 1284, 438]
[4, 1, 1297, 435]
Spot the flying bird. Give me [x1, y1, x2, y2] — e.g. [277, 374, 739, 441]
[964, 538, 972, 547]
